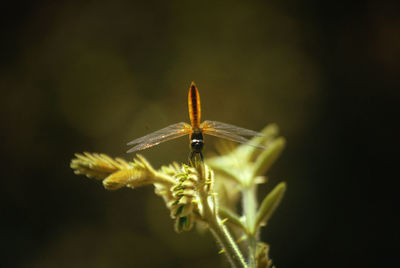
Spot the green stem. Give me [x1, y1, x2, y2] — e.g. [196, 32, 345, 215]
[208, 215, 248, 268]
[197, 164, 247, 268]
[242, 185, 258, 268]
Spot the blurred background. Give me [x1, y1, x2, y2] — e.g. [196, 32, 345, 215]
[1, 0, 399, 267]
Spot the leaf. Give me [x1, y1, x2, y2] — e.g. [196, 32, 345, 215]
[252, 137, 286, 179]
[70, 152, 131, 179]
[218, 206, 246, 230]
[255, 182, 286, 229]
[237, 123, 280, 163]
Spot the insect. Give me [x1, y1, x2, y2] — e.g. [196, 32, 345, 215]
[127, 82, 265, 164]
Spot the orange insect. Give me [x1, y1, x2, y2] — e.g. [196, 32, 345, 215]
[127, 82, 265, 163]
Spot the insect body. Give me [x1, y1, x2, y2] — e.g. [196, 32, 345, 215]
[127, 82, 264, 163]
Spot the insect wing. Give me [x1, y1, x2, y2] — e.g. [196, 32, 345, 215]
[201, 120, 264, 137]
[127, 122, 192, 153]
[201, 120, 266, 149]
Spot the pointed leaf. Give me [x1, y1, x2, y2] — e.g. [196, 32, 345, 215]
[218, 206, 246, 230]
[252, 137, 286, 179]
[255, 182, 286, 229]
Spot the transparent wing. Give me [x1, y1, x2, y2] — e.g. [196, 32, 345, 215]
[127, 122, 192, 153]
[201, 120, 265, 136]
[201, 120, 266, 149]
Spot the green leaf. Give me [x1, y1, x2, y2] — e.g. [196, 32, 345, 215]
[252, 137, 286, 179]
[255, 182, 286, 229]
[175, 215, 193, 233]
[238, 123, 280, 163]
[218, 206, 246, 230]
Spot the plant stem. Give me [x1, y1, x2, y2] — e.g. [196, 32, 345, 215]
[197, 165, 247, 268]
[208, 214, 248, 268]
[242, 185, 258, 268]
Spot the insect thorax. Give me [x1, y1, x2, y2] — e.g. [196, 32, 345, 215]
[190, 131, 204, 152]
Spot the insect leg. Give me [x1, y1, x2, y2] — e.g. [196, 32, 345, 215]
[189, 151, 203, 167]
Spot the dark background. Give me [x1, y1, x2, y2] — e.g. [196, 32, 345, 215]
[1, 1, 399, 267]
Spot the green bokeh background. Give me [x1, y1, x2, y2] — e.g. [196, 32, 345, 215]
[1, 1, 398, 267]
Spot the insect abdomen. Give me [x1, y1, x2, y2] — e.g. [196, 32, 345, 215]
[188, 82, 201, 129]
